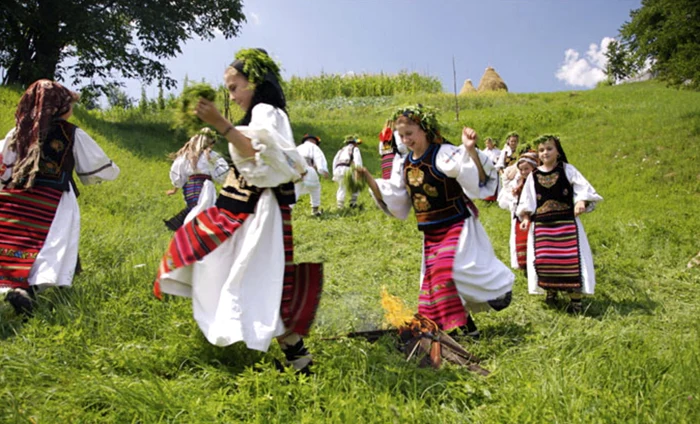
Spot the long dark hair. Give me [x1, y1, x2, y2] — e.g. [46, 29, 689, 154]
[229, 50, 287, 126]
[534, 135, 569, 164]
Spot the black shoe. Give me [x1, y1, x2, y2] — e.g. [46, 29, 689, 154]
[5, 288, 34, 316]
[545, 291, 558, 306]
[566, 300, 583, 315]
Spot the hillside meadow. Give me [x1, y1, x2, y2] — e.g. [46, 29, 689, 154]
[0, 81, 699, 423]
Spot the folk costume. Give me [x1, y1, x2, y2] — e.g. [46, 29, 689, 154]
[0, 80, 119, 313]
[378, 127, 407, 179]
[483, 144, 501, 166]
[371, 106, 514, 334]
[153, 49, 322, 371]
[495, 132, 519, 172]
[332, 135, 363, 208]
[516, 141, 602, 297]
[501, 152, 539, 270]
[164, 129, 229, 230]
[294, 134, 328, 215]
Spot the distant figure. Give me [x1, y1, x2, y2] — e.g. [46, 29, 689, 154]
[0, 80, 120, 316]
[378, 119, 407, 179]
[483, 137, 501, 165]
[358, 104, 514, 339]
[164, 128, 229, 230]
[332, 135, 363, 208]
[495, 131, 519, 172]
[517, 135, 602, 314]
[295, 134, 329, 216]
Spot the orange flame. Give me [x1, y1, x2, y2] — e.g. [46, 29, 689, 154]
[381, 287, 414, 328]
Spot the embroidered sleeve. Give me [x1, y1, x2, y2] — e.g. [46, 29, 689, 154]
[565, 163, 603, 212]
[436, 144, 480, 199]
[371, 164, 411, 220]
[73, 128, 120, 185]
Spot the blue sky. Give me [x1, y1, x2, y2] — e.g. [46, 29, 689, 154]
[124, 0, 642, 100]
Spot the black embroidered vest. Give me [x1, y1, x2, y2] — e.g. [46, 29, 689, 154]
[533, 162, 574, 223]
[15, 120, 77, 192]
[404, 143, 471, 231]
[216, 165, 296, 214]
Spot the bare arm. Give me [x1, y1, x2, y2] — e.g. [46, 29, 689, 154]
[195, 99, 256, 158]
[358, 166, 382, 202]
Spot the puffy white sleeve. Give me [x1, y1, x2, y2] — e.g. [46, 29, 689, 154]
[516, 173, 537, 219]
[394, 131, 408, 155]
[565, 163, 603, 212]
[495, 146, 509, 170]
[74, 128, 120, 185]
[370, 160, 412, 220]
[208, 151, 230, 184]
[352, 147, 363, 167]
[169, 155, 190, 188]
[0, 129, 17, 185]
[497, 173, 519, 211]
[229, 104, 306, 188]
[476, 149, 498, 199]
[313, 145, 328, 174]
[435, 144, 480, 200]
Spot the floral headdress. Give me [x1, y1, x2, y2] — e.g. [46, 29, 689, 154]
[504, 131, 519, 141]
[391, 104, 443, 144]
[230, 48, 282, 87]
[344, 134, 362, 144]
[532, 134, 569, 163]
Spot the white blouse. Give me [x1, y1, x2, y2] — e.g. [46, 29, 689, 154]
[169, 151, 229, 187]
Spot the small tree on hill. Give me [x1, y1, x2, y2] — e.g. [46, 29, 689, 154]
[617, 0, 700, 89]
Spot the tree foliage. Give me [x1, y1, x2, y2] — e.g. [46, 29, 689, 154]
[0, 0, 245, 91]
[617, 0, 700, 89]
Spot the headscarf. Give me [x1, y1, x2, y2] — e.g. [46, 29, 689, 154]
[7, 79, 78, 188]
[228, 48, 286, 125]
[391, 104, 443, 144]
[512, 151, 540, 198]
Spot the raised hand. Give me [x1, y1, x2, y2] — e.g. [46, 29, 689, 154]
[195, 98, 227, 131]
[462, 127, 478, 151]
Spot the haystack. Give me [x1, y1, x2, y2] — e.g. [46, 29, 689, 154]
[477, 67, 508, 92]
[459, 79, 476, 95]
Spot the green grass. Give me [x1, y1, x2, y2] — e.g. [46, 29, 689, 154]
[0, 81, 699, 423]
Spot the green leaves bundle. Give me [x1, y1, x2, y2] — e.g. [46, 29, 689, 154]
[343, 164, 367, 193]
[176, 83, 217, 136]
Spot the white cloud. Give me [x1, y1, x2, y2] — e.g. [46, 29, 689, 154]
[555, 37, 615, 88]
[250, 12, 260, 26]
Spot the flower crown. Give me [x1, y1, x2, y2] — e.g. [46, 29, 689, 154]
[504, 130, 520, 141]
[531, 134, 560, 146]
[391, 104, 442, 142]
[233, 48, 282, 86]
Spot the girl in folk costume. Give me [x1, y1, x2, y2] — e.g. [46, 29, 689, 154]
[358, 105, 514, 338]
[0, 80, 119, 315]
[516, 135, 602, 314]
[481, 137, 501, 202]
[495, 131, 519, 173]
[294, 134, 329, 216]
[332, 135, 363, 208]
[501, 151, 540, 270]
[378, 119, 407, 179]
[163, 128, 229, 230]
[483, 137, 501, 166]
[153, 48, 322, 374]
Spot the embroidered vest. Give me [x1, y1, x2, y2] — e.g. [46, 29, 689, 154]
[533, 162, 574, 222]
[404, 143, 471, 231]
[216, 165, 295, 214]
[14, 120, 77, 192]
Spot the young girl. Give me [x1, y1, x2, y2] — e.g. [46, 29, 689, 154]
[516, 135, 602, 313]
[0, 80, 120, 315]
[495, 131, 519, 172]
[332, 135, 363, 208]
[154, 48, 320, 373]
[502, 151, 540, 270]
[359, 105, 514, 338]
[164, 128, 229, 230]
[378, 119, 407, 179]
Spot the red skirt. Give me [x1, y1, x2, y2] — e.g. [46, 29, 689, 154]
[0, 187, 62, 289]
[418, 220, 468, 331]
[381, 153, 395, 179]
[514, 218, 530, 269]
[533, 219, 582, 290]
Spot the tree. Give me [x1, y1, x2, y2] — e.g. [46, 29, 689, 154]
[604, 40, 639, 82]
[618, 0, 700, 89]
[0, 1, 245, 91]
[104, 83, 133, 109]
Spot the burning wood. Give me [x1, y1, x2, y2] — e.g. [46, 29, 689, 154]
[324, 290, 490, 375]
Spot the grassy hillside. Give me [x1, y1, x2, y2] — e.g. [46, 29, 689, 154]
[0, 82, 699, 423]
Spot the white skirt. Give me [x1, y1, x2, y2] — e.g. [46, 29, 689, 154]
[526, 217, 596, 295]
[159, 190, 287, 352]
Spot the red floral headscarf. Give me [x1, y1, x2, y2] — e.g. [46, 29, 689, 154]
[7, 79, 78, 188]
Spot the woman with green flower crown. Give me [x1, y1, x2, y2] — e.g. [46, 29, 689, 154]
[357, 105, 514, 339]
[153, 49, 321, 374]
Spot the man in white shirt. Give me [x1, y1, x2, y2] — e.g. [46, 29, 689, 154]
[332, 135, 363, 208]
[295, 134, 329, 216]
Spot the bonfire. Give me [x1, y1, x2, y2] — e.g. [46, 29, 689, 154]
[337, 290, 489, 375]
